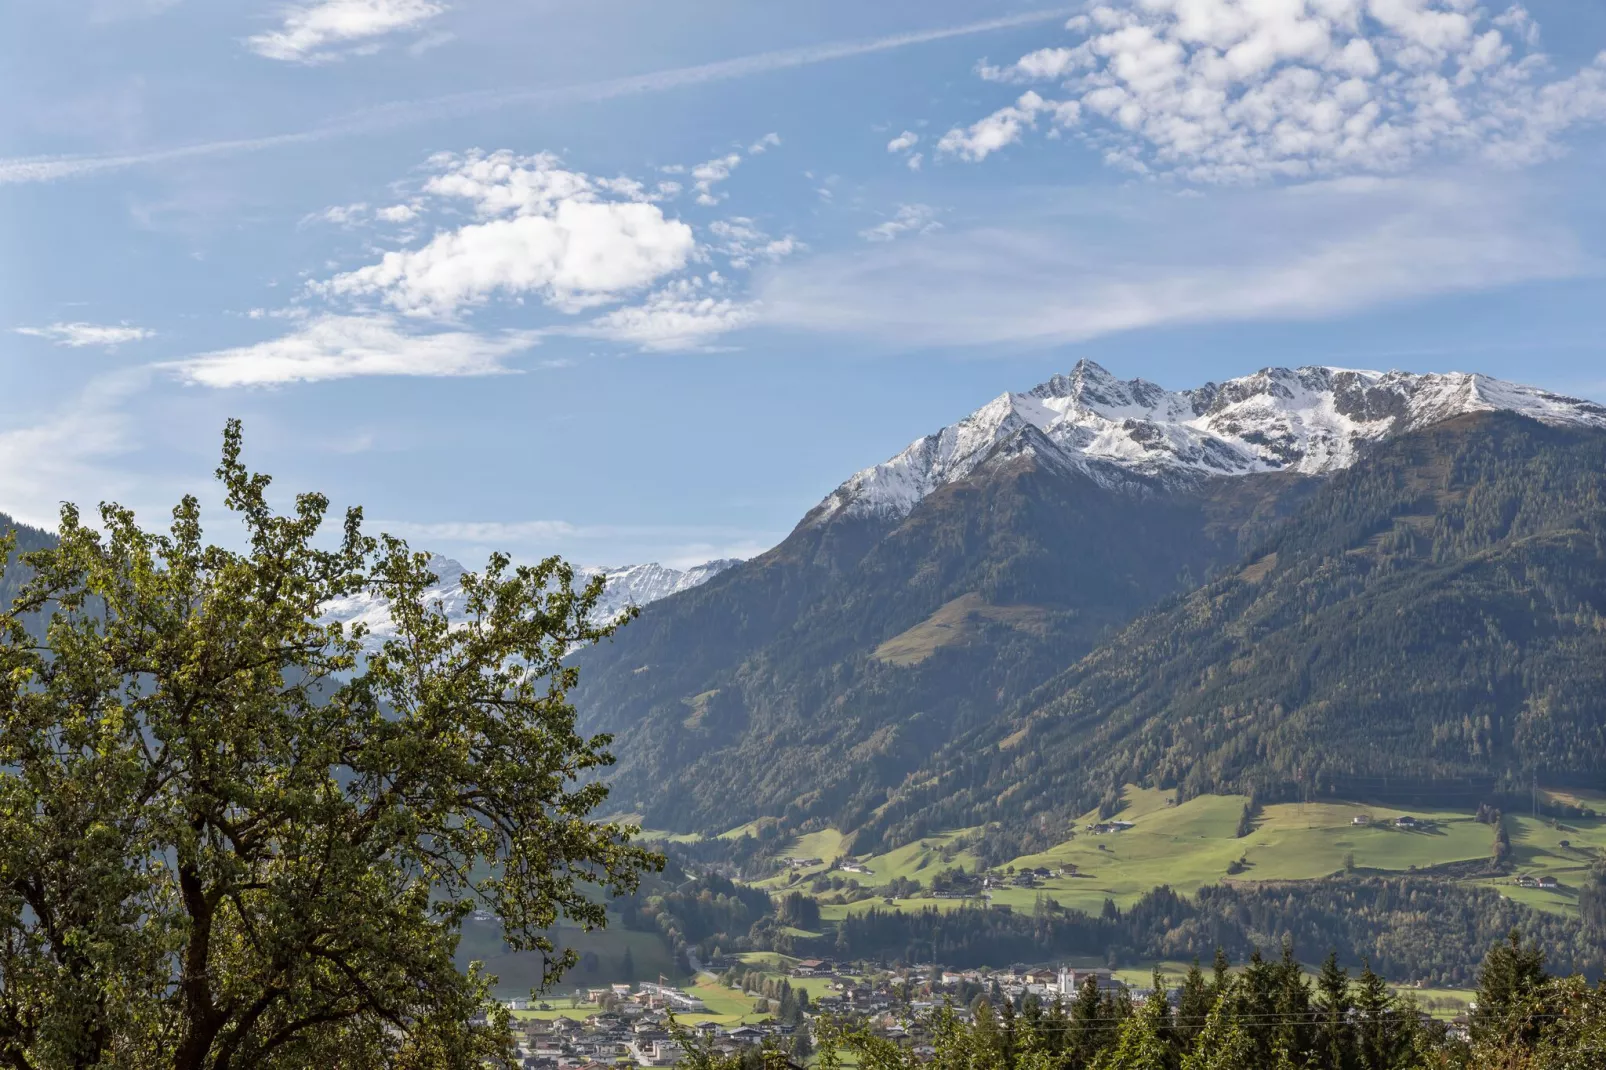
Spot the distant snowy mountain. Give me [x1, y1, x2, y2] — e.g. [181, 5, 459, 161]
[813, 361, 1606, 524]
[585, 560, 742, 618]
[322, 556, 739, 644]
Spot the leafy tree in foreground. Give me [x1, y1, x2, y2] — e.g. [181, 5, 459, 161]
[0, 422, 659, 1069]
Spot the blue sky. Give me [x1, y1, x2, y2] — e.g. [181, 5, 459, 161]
[3, 0, 1605, 568]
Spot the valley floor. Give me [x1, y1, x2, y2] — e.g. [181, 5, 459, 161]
[491, 787, 1602, 1001]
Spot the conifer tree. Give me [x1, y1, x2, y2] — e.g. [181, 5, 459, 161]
[1471, 929, 1549, 1047]
[1352, 962, 1399, 1070]
[1181, 984, 1256, 1070]
[1176, 961, 1213, 1051]
[1093, 974, 1172, 1070]
[1314, 951, 1353, 1070]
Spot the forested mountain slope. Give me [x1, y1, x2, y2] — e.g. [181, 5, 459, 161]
[860, 413, 1606, 850]
[572, 440, 1314, 833]
[575, 359, 1606, 843]
[0, 512, 59, 608]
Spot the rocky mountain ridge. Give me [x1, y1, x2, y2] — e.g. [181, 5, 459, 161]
[813, 361, 1606, 524]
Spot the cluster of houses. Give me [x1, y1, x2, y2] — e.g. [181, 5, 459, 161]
[504, 982, 799, 1070]
[1350, 814, 1428, 829]
[934, 965, 1127, 1001]
[500, 963, 1143, 1069]
[802, 963, 1142, 1029]
[990, 866, 1062, 889]
[1085, 820, 1136, 835]
[1513, 874, 1561, 890]
[783, 962, 899, 1014]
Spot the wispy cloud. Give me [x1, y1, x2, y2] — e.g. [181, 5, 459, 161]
[859, 203, 942, 243]
[577, 279, 760, 352]
[165, 314, 541, 387]
[763, 174, 1592, 349]
[14, 322, 155, 348]
[937, 91, 1079, 161]
[1, 9, 1073, 185]
[886, 130, 925, 170]
[0, 368, 153, 527]
[248, 0, 447, 63]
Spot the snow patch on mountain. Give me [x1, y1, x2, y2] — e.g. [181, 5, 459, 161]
[322, 556, 739, 644]
[814, 362, 1606, 524]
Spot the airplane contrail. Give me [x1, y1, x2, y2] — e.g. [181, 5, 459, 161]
[0, 9, 1073, 185]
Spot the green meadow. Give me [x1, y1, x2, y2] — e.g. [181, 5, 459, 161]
[790, 786, 1605, 920]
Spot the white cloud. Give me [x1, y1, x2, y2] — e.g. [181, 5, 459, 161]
[578, 279, 759, 352]
[948, 0, 1606, 182]
[689, 132, 787, 204]
[165, 314, 540, 387]
[306, 202, 368, 227]
[691, 153, 742, 206]
[248, 0, 446, 63]
[763, 174, 1587, 348]
[15, 322, 155, 348]
[859, 203, 942, 243]
[937, 91, 1081, 161]
[375, 203, 418, 222]
[708, 218, 802, 269]
[887, 130, 926, 169]
[887, 130, 920, 153]
[316, 151, 695, 317]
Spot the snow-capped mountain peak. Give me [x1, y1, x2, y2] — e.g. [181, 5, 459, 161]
[813, 361, 1606, 523]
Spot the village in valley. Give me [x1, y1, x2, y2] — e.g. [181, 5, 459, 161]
[502, 959, 1156, 1070]
[489, 789, 1604, 1069]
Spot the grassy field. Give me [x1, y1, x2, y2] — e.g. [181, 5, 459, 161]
[735, 951, 796, 969]
[872, 594, 1052, 667]
[731, 952, 863, 1001]
[856, 828, 982, 884]
[756, 828, 850, 888]
[769, 785, 1605, 922]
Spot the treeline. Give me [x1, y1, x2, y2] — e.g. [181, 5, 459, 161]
[621, 873, 775, 960]
[681, 933, 1606, 1070]
[719, 968, 812, 1025]
[829, 877, 1605, 986]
